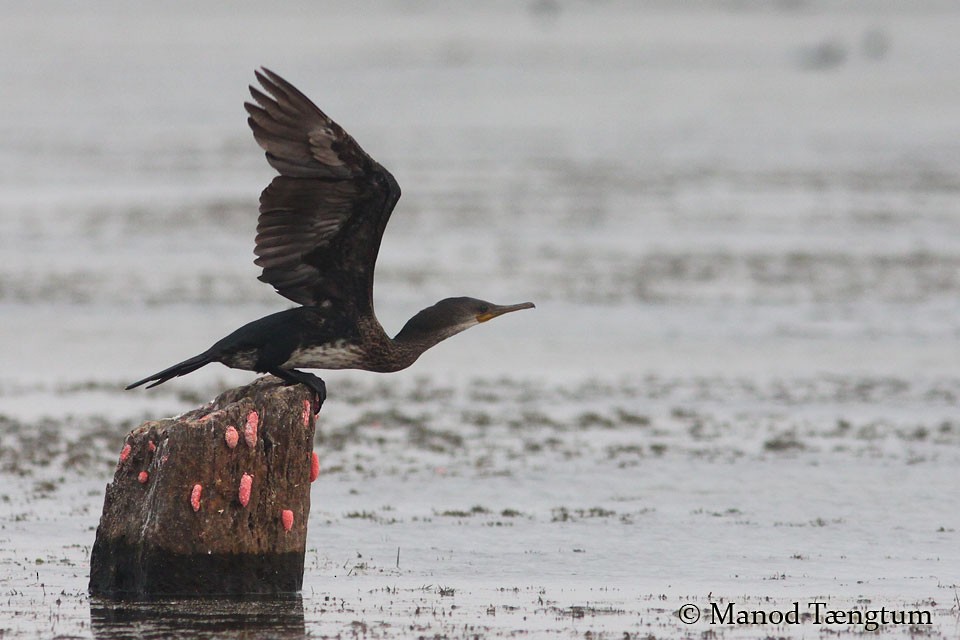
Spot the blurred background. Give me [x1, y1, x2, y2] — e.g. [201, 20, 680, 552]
[4, 1, 959, 410]
[2, 1, 960, 637]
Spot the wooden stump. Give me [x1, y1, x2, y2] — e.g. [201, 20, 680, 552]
[89, 376, 320, 598]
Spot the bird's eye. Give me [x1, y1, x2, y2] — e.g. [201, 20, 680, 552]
[478, 305, 490, 314]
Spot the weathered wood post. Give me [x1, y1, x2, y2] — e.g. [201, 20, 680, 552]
[89, 376, 320, 597]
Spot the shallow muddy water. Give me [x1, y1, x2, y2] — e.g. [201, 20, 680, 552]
[2, 1, 960, 637]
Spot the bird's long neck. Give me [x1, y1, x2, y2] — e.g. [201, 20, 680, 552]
[381, 309, 470, 372]
[387, 325, 451, 370]
[349, 312, 443, 373]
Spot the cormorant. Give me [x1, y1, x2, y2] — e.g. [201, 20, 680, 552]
[126, 68, 534, 411]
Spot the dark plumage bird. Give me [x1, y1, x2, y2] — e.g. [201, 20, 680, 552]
[126, 68, 534, 410]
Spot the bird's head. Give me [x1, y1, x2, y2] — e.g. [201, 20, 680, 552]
[395, 297, 535, 347]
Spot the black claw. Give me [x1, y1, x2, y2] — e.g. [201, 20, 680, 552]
[308, 377, 326, 415]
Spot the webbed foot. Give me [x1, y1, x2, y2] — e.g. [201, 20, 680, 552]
[268, 368, 326, 414]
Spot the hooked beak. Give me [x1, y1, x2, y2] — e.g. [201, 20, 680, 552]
[477, 301, 535, 323]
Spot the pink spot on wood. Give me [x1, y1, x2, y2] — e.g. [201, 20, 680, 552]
[244, 411, 259, 449]
[224, 426, 239, 449]
[239, 473, 253, 507]
[310, 452, 320, 483]
[147, 440, 156, 452]
[138, 471, 149, 484]
[190, 484, 202, 512]
[281, 509, 294, 532]
[119, 443, 131, 463]
[302, 400, 311, 427]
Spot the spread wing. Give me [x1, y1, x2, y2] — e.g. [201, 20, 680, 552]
[245, 67, 401, 313]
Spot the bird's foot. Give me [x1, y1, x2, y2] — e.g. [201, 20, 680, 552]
[269, 368, 326, 414]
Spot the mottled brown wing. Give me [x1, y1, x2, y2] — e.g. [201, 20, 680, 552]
[246, 68, 401, 311]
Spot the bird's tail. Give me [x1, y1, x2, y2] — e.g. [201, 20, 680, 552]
[125, 353, 213, 390]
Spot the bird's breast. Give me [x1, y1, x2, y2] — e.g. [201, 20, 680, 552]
[282, 340, 367, 370]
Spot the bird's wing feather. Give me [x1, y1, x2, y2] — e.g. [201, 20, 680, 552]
[246, 68, 401, 310]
